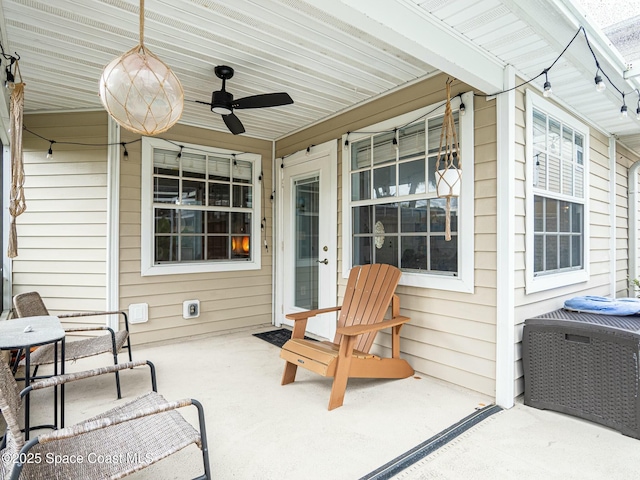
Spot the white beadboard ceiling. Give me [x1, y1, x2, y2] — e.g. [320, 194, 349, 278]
[1, 0, 638, 154]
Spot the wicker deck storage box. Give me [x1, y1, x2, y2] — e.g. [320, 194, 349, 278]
[523, 309, 640, 439]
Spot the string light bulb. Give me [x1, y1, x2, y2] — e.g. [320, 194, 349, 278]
[542, 70, 552, 98]
[620, 104, 628, 118]
[344, 132, 350, 149]
[392, 129, 398, 152]
[594, 73, 606, 92]
[620, 94, 628, 119]
[4, 65, 14, 89]
[636, 103, 640, 121]
[46, 141, 55, 159]
[121, 142, 129, 159]
[459, 100, 466, 116]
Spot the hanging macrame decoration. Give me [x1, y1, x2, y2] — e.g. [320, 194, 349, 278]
[8, 61, 25, 258]
[435, 79, 462, 241]
[99, 0, 183, 135]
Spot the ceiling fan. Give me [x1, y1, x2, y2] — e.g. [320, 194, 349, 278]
[193, 65, 294, 135]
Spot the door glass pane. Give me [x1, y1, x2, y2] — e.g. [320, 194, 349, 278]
[295, 176, 319, 310]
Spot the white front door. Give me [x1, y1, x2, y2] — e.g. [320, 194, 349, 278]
[275, 141, 338, 340]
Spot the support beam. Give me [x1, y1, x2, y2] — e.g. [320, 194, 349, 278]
[306, 0, 505, 93]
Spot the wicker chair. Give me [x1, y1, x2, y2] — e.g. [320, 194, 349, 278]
[12, 292, 133, 399]
[0, 359, 211, 480]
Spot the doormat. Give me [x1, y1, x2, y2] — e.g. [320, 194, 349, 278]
[252, 329, 316, 349]
[359, 404, 503, 480]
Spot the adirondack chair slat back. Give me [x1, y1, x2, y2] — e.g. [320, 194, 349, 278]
[334, 264, 402, 352]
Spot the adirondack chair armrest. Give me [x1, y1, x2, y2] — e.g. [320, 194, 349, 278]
[285, 306, 342, 321]
[336, 316, 411, 337]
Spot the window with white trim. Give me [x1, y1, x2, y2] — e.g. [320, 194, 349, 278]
[526, 90, 589, 292]
[342, 93, 475, 292]
[141, 137, 261, 275]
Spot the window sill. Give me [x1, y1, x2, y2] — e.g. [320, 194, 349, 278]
[141, 260, 261, 276]
[526, 269, 588, 294]
[399, 271, 474, 293]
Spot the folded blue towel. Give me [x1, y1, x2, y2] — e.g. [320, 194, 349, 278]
[564, 296, 640, 316]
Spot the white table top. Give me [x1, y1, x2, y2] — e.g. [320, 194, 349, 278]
[0, 315, 64, 349]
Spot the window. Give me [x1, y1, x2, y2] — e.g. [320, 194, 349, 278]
[141, 137, 261, 275]
[526, 90, 589, 292]
[342, 93, 474, 292]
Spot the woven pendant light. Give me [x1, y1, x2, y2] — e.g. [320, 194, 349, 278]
[99, 0, 183, 135]
[435, 79, 462, 241]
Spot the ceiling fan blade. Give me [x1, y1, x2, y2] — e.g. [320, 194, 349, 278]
[232, 93, 293, 110]
[223, 113, 245, 135]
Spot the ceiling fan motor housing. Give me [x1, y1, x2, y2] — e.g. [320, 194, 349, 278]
[211, 90, 233, 115]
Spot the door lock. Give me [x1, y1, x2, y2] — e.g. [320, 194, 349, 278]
[316, 258, 329, 265]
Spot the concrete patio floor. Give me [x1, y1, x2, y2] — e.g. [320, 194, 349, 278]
[20, 325, 640, 479]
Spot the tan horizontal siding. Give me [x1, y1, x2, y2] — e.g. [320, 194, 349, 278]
[615, 143, 639, 296]
[119, 123, 273, 345]
[512, 85, 636, 396]
[14, 112, 109, 328]
[280, 73, 499, 396]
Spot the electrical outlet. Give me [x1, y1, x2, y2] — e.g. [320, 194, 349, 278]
[183, 300, 200, 319]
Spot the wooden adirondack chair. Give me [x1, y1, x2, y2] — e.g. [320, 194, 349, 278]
[280, 263, 414, 410]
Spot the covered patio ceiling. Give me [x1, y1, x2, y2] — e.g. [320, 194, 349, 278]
[1, 0, 638, 154]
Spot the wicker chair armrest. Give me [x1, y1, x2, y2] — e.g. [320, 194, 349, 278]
[336, 316, 411, 336]
[24, 360, 156, 393]
[286, 306, 342, 321]
[63, 325, 110, 333]
[34, 398, 195, 445]
[58, 310, 125, 319]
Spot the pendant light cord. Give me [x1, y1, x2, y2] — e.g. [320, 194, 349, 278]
[139, 0, 145, 47]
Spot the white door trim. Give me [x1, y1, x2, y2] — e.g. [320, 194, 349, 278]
[275, 140, 338, 338]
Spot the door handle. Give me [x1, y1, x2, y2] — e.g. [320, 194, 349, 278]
[316, 258, 329, 265]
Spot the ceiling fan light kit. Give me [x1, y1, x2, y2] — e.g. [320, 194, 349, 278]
[98, 0, 184, 136]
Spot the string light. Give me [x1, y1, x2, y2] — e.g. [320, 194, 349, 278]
[392, 128, 398, 152]
[344, 132, 350, 149]
[620, 93, 628, 119]
[594, 70, 606, 92]
[636, 98, 640, 121]
[459, 97, 466, 116]
[46, 141, 55, 159]
[542, 70, 552, 97]
[121, 142, 129, 159]
[177, 145, 183, 161]
[5, 65, 14, 89]
[305, 145, 311, 156]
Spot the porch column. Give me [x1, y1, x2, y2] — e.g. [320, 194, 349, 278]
[106, 117, 120, 330]
[495, 65, 516, 408]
